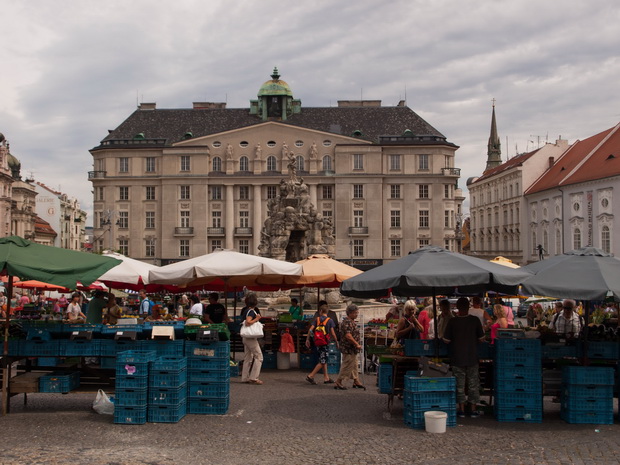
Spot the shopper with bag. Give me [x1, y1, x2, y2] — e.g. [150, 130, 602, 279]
[305, 303, 337, 385]
[240, 293, 264, 385]
[334, 304, 365, 390]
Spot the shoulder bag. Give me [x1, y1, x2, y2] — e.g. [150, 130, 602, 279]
[240, 310, 264, 338]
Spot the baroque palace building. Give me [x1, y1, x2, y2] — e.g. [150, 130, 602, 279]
[89, 69, 464, 266]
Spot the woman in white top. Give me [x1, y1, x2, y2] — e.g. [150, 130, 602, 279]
[65, 293, 86, 321]
[189, 294, 204, 318]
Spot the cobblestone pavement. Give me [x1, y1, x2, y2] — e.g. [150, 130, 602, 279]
[1, 370, 620, 465]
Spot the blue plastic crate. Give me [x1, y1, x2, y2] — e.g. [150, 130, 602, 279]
[184, 341, 230, 358]
[495, 350, 541, 368]
[327, 353, 341, 364]
[39, 372, 80, 393]
[116, 361, 150, 378]
[403, 390, 455, 410]
[113, 340, 141, 354]
[115, 387, 148, 406]
[188, 368, 230, 383]
[152, 356, 187, 372]
[37, 357, 60, 367]
[188, 397, 229, 415]
[142, 340, 185, 357]
[561, 393, 613, 412]
[262, 351, 277, 369]
[404, 339, 449, 357]
[147, 400, 187, 423]
[581, 341, 619, 360]
[187, 357, 230, 371]
[101, 324, 144, 336]
[327, 362, 340, 375]
[59, 339, 100, 357]
[300, 353, 317, 370]
[404, 375, 456, 393]
[378, 364, 393, 394]
[541, 344, 579, 359]
[114, 405, 147, 425]
[229, 363, 240, 377]
[327, 342, 339, 354]
[563, 383, 614, 399]
[495, 406, 542, 423]
[149, 369, 188, 388]
[188, 382, 230, 398]
[495, 391, 543, 410]
[117, 350, 157, 364]
[562, 366, 615, 386]
[115, 374, 148, 389]
[21, 340, 60, 357]
[63, 324, 104, 335]
[403, 407, 457, 429]
[495, 338, 541, 354]
[561, 408, 613, 424]
[26, 329, 52, 341]
[149, 385, 187, 405]
[495, 377, 541, 393]
[100, 357, 117, 370]
[494, 365, 541, 381]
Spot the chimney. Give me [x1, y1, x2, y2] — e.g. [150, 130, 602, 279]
[139, 103, 156, 110]
[193, 102, 227, 109]
[548, 157, 555, 168]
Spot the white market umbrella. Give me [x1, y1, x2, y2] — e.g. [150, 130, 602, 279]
[148, 249, 303, 289]
[98, 251, 160, 291]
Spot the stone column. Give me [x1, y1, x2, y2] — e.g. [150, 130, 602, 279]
[225, 185, 234, 249]
[309, 184, 318, 208]
[253, 185, 262, 254]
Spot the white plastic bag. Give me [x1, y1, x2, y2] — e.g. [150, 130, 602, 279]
[93, 389, 114, 415]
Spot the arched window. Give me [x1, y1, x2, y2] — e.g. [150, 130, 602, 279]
[239, 156, 249, 172]
[555, 229, 562, 255]
[212, 156, 222, 172]
[602, 225, 611, 253]
[322, 155, 333, 172]
[543, 230, 549, 254]
[267, 156, 277, 171]
[296, 155, 305, 172]
[573, 228, 581, 250]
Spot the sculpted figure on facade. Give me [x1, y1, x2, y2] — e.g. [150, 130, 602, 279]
[254, 143, 262, 160]
[225, 143, 234, 160]
[309, 141, 318, 159]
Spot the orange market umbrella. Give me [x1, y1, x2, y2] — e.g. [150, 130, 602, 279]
[490, 256, 520, 269]
[12, 280, 71, 293]
[286, 254, 363, 287]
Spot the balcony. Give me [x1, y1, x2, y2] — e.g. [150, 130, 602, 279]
[348, 226, 369, 236]
[88, 171, 107, 179]
[234, 227, 253, 236]
[207, 227, 225, 236]
[441, 168, 461, 176]
[174, 227, 195, 236]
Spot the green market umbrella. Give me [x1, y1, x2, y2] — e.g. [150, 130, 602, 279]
[0, 236, 120, 289]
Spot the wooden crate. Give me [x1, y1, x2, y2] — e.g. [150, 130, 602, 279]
[10, 372, 46, 393]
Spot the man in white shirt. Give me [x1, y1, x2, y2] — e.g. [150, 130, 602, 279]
[469, 297, 492, 329]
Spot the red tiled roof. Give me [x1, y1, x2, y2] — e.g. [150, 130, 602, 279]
[34, 215, 57, 237]
[473, 148, 540, 183]
[526, 123, 620, 195]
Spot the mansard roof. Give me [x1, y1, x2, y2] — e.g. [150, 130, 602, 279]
[93, 105, 451, 150]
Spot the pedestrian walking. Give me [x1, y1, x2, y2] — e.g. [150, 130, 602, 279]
[334, 304, 365, 390]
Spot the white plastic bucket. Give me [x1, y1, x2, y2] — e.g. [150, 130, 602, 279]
[277, 352, 291, 370]
[424, 411, 447, 433]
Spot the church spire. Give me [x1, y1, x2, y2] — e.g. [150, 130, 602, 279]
[485, 99, 502, 171]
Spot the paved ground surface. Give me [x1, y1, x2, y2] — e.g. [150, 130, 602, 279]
[2, 369, 620, 465]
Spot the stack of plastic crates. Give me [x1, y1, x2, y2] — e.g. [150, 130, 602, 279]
[185, 340, 230, 415]
[378, 363, 393, 394]
[560, 366, 614, 424]
[494, 338, 542, 423]
[327, 342, 341, 375]
[148, 356, 187, 423]
[402, 375, 456, 429]
[114, 350, 156, 425]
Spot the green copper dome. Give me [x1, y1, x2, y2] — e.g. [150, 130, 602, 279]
[257, 67, 293, 97]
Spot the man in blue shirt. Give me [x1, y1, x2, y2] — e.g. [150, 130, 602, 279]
[138, 289, 153, 317]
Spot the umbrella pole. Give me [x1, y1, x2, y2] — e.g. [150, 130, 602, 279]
[2, 276, 14, 416]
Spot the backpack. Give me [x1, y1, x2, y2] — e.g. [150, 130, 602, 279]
[313, 317, 331, 346]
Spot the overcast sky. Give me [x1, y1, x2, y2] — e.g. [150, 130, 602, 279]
[2, 0, 619, 226]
